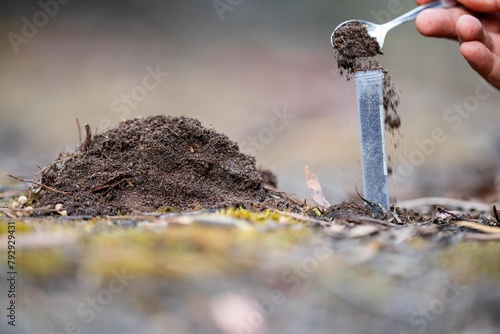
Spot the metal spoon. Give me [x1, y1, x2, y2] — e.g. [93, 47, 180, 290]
[331, 0, 459, 48]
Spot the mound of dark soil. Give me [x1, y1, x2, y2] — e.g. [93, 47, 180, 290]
[35, 115, 278, 216]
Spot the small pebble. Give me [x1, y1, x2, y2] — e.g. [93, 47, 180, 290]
[11, 201, 20, 209]
[18, 196, 28, 205]
[59, 210, 68, 217]
[55, 203, 64, 211]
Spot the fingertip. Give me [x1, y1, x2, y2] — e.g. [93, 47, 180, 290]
[416, 9, 443, 36]
[459, 41, 495, 78]
[456, 15, 484, 42]
[416, 7, 471, 40]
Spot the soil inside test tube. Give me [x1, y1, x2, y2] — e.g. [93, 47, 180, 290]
[332, 21, 401, 131]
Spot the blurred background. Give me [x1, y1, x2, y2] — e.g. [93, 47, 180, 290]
[1, 0, 500, 203]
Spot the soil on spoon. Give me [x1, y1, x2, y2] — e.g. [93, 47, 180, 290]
[332, 21, 383, 77]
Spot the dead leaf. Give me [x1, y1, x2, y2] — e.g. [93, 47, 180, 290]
[1, 209, 17, 219]
[304, 165, 331, 210]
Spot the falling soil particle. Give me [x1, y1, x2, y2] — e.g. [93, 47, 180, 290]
[332, 21, 401, 131]
[34, 115, 282, 216]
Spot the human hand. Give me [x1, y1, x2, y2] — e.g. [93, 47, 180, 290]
[415, 0, 500, 89]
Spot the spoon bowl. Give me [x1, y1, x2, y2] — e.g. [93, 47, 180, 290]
[331, 0, 458, 48]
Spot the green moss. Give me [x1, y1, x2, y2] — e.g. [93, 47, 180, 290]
[219, 207, 302, 225]
[153, 207, 177, 214]
[82, 223, 313, 278]
[8, 209, 316, 280]
[0, 212, 313, 283]
[0, 221, 33, 234]
[17, 248, 74, 279]
[439, 242, 500, 281]
[310, 207, 322, 217]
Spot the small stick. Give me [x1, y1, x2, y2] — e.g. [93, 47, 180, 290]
[90, 178, 132, 193]
[435, 206, 460, 220]
[354, 182, 402, 224]
[5, 173, 70, 195]
[455, 220, 500, 234]
[2, 209, 17, 219]
[493, 205, 500, 223]
[391, 207, 403, 224]
[76, 118, 82, 143]
[82, 124, 92, 153]
[263, 185, 304, 206]
[34, 155, 74, 177]
[346, 216, 394, 227]
[275, 210, 327, 226]
[355, 182, 384, 212]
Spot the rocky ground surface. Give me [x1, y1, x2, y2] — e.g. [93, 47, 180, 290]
[2, 186, 500, 334]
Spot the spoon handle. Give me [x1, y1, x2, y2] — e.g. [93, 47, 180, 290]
[383, 0, 459, 30]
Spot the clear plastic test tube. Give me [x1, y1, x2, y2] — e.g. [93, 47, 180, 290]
[354, 70, 390, 208]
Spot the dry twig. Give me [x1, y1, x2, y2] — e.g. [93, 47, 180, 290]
[454, 220, 500, 234]
[347, 216, 394, 227]
[76, 118, 82, 143]
[82, 124, 92, 153]
[263, 186, 304, 206]
[276, 210, 327, 227]
[6, 174, 70, 195]
[90, 178, 132, 193]
[493, 205, 500, 224]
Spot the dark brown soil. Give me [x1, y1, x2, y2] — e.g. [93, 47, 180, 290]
[332, 21, 400, 130]
[332, 21, 383, 77]
[34, 115, 282, 216]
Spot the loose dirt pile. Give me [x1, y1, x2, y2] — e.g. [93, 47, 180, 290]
[332, 21, 401, 130]
[34, 115, 279, 216]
